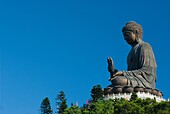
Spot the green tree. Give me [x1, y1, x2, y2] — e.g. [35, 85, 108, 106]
[153, 101, 170, 114]
[56, 91, 68, 114]
[130, 92, 138, 101]
[63, 106, 81, 114]
[114, 98, 144, 114]
[59, 94, 170, 114]
[82, 99, 114, 114]
[40, 97, 52, 114]
[91, 85, 103, 102]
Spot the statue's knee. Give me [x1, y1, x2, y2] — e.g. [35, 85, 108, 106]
[112, 76, 127, 86]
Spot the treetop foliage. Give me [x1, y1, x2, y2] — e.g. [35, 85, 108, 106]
[56, 91, 68, 114]
[40, 97, 52, 114]
[91, 84, 103, 102]
[39, 85, 170, 114]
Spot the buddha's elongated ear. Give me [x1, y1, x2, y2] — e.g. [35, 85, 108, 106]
[135, 29, 139, 35]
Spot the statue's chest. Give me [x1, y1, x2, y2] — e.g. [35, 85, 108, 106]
[127, 46, 140, 69]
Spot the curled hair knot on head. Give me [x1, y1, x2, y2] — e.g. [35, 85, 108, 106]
[122, 21, 143, 40]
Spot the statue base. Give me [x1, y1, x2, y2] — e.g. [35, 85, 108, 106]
[103, 86, 164, 102]
[104, 91, 165, 102]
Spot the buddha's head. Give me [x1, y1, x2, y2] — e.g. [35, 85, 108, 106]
[122, 21, 143, 45]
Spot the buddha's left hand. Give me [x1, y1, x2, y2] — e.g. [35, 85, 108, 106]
[113, 71, 123, 76]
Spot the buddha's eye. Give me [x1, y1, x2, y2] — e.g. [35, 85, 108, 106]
[124, 32, 130, 37]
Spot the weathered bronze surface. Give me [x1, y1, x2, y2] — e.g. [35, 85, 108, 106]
[122, 86, 134, 93]
[112, 86, 123, 94]
[144, 87, 152, 93]
[104, 21, 162, 97]
[152, 89, 158, 95]
[134, 86, 144, 92]
[157, 91, 163, 97]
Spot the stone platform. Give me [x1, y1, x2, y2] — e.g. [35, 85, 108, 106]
[104, 92, 165, 102]
[103, 86, 165, 102]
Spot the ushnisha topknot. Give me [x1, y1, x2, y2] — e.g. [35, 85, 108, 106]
[122, 21, 143, 39]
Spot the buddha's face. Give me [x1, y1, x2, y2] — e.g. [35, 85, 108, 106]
[123, 30, 136, 45]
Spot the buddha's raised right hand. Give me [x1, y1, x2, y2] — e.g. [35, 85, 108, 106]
[107, 57, 114, 72]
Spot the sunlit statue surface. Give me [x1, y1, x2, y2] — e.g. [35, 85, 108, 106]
[105, 21, 162, 96]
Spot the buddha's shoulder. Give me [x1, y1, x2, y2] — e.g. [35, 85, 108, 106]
[139, 41, 152, 49]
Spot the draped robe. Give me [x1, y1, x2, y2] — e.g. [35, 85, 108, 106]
[113, 40, 156, 89]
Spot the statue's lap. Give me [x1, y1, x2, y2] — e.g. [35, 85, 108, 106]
[110, 75, 151, 88]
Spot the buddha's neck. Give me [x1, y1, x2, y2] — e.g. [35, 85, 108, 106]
[131, 39, 142, 47]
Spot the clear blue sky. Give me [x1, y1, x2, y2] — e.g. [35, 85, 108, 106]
[0, 0, 170, 114]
